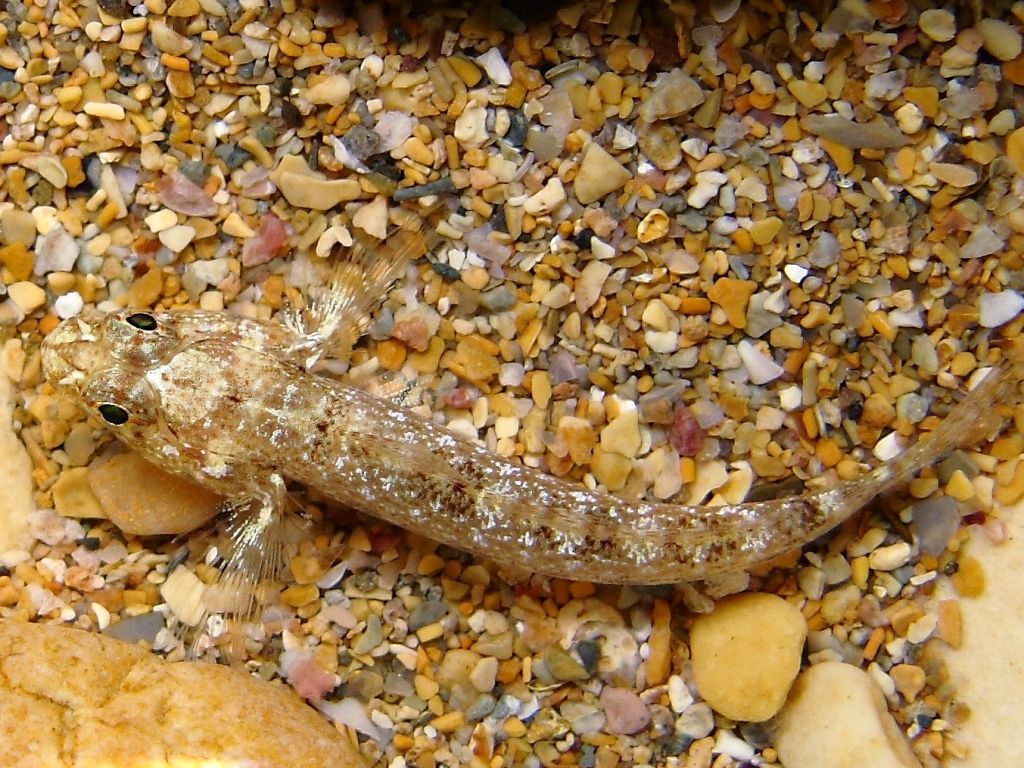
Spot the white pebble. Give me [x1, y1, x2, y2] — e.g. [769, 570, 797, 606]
[454, 103, 488, 147]
[474, 48, 512, 86]
[33, 225, 78, 275]
[868, 541, 912, 571]
[0, 549, 31, 568]
[144, 208, 178, 233]
[978, 291, 1024, 328]
[687, 170, 727, 208]
[737, 340, 785, 385]
[612, 124, 636, 150]
[667, 675, 694, 713]
[959, 224, 1005, 259]
[872, 431, 905, 461]
[523, 177, 566, 214]
[905, 612, 938, 644]
[645, 330, 679, 354]
[681, 137, 708, 159]
[713, 730, 756, 762]
[779, 385, 802, 411]
[54, 291, 84, 319]
[158, 224, 196, 253]
[590, 237, 616, 260]
[784, 263, 808, 283]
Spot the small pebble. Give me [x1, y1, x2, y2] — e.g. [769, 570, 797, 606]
[599, 687, 650, 735]
[978, 291, 1024, 328]
[574, 143, 632, 205]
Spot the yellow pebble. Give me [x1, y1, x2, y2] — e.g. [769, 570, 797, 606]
[430, 710, 466, 733]
[850, 556, 869, 589]
[416, 622, 445, 642]
[502, 717, 527, 738]
[280, 583, 319, 607]
[417, 553, 445, 576]
[414, 674, 439, 699]
[945, 469, 975, 502]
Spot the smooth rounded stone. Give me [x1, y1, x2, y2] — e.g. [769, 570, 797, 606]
[574, 143, 632, 205]
[639, 69, 705, 122]
[599, 686, 650, 735]
[910, 496, 961, 556]
[977, 18, 1022, 61]
[469, 656, 498, 693]
[0, 621, 363, 768]
[690, 592, 807, 722]
[675, 700, 715, 738]
[104, 611, 166, 645]
[918, 8, 956, 41]
[88, 451, 221, 535]
[0, 208, 37, 246]
[637, 123, 682, 170]
[978, 291, 1024, 328]
[542, 645, 589, 682]
[304, 73, 352, 105]
[479, 285, 516, 312]
[775, 662, 923, 768]
[269, 154, 361, 211]
[895, 392, 930, 423]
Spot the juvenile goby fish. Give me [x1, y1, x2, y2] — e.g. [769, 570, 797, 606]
[40, 228, 1024, 633]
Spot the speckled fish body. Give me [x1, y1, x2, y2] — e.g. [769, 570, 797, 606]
[41, 308, 1024, 586]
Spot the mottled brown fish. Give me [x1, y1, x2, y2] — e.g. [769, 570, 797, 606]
[40, 218, 1024, 648]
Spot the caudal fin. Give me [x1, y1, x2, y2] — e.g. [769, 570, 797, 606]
[867, 340, 1024, 495]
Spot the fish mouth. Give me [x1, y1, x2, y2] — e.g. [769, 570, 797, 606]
[41, 317, 112, 393]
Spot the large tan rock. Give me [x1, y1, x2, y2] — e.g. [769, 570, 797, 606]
[775, 661, 922, 768]
[0, 620, 365, 768]
[0, 354, 32, 551]
[689, 592, 806, 722]
[88, 450, 222, 535]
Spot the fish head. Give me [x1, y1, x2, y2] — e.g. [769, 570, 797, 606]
[41, 310, 181, 437]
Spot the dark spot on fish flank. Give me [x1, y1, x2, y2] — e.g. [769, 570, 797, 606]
[535, 524, 557, 545]
[422, 477, 478, 522]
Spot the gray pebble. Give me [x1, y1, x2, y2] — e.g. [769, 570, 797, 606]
[103, 611, 165, 644]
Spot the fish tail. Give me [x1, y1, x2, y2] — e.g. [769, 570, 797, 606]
[866, 341, 1024, 495]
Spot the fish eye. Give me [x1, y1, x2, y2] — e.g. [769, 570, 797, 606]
[98, 403, 130, 426]
[126, 312, 158, 331]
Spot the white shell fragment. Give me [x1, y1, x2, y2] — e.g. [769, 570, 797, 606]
[737, 340, 786, 385]
[978, 291, 1024, 328]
